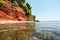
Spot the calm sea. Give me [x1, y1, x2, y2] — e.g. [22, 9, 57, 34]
[0, 21, 60, 40]
[35, 21, 60, 40]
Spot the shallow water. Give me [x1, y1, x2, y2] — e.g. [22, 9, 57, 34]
[35, 21, 60, 40]
[0, 22, 35, 40]
[0, 21, 60, 40]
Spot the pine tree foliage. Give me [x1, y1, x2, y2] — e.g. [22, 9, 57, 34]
[16, 0, 32, 17]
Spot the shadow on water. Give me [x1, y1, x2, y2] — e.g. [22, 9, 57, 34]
[0, 22, 60, 40]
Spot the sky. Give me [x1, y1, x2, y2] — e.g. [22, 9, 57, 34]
[26, 0, 60, 21]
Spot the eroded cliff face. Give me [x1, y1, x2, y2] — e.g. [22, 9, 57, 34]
[0, 0, 26, 21]
[26, 16, 34, 21]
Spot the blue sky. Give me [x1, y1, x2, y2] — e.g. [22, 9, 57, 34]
[26, 0, 60, 21]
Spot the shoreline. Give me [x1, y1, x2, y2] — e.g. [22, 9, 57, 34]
[0, 21, 35, 24]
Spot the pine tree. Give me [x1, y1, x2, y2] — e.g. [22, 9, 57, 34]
[16, 0, 32, 17]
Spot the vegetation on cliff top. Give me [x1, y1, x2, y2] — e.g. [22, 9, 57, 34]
[17, 0, 36, 21]
[9, 0, 32, 17]
[0, 0, 35, 21]
[16, 0, 32, 17]
[8, 0, 36, 21]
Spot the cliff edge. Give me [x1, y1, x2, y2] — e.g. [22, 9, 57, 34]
[0, 0, 26, 21]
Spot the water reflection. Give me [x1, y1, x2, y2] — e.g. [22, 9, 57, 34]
[0, 22, 60, 40]
[35, 22, 60, 40]
[0, 22, 35, 40]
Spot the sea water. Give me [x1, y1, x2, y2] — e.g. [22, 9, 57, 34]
[35, 21, 60, 40]
[0, 21, 60, 40]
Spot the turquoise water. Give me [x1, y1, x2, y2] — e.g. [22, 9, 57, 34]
[35, 21, 60, 40]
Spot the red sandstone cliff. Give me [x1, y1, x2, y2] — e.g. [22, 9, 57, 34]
[0, 0, 26, 21]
